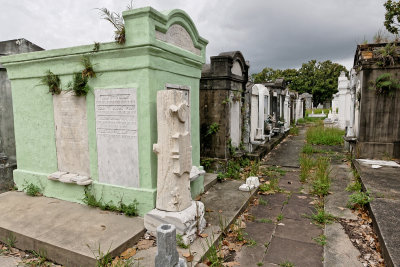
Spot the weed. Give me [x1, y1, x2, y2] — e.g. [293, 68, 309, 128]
[264, 241, 270, 248]
[176, 234, 188, 249]
[279, 261, 295, 267]
[256, 218, 273, 223]
[311, 157, 331, 197]
[346, 180, 362, 192]
[283, 200, 289, 205]
[40, 70, 61, 95]
[259, 198, 268, 206]
[249, 160, 260, 176]
[227, 138, 237, 156]
[205, 122, 220, 136]
[276, 214, 283, 222]
[67, 73, 90, 96]
[369, 72, 400, 96]
[262, 166, 286, 178]
[81, 56, 96, 78]
[306, 126, 344, 146]
[97, 2, 134, 44]
[201, 158, 214, 172]
[309, 209, 335, 225]
[313, 234, 327, 246]
[23, 182, 42, 197]
[93, 42, 100, 52]
[299, 154, 315, 182]
[257, 262, 264, 266]
[202, 236, 223, 267]
[30, 248, 48, 266]
[289, 126, 299, 135]
[83, 187, 138, 216]
[347, 191, 373, 209]
[218, 214, 229, 235]
[88, 244, 113, 267]
[246, 238, 257, 247]
[259, 178, 282, 193]
[5, 233, 16, 248]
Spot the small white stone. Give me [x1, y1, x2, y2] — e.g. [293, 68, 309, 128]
[246, 176, 260, 187]
[239, 184, 254, 192]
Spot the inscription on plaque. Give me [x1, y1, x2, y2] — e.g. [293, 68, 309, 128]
[53, 91, 90, 176]
[95, 88, 139, 188]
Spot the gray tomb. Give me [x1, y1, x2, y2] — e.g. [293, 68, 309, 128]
[0, 39, 43, 192]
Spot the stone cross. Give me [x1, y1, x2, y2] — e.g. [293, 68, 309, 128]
[153, 90, 192, 212]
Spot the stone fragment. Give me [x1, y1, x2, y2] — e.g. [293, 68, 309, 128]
[59, 173, 77, 184]
[246, 176, 259, 188]
[189, 166, 205, 181]
[48, 171, 68, 181]
[70, 175, 89, 183]
[145, 201, 206, 245]
[239, 184, 254, 192]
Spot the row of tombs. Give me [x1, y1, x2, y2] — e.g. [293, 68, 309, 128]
[0, 7, 309, 245]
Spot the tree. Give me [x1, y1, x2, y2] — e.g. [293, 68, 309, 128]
[384, 0, 400, 34]
[251, 60, 348, 105]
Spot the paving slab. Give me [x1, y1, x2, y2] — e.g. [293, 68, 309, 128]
[324, 222, 363, 267]
[281, 194, 315, 221]
[0, 255, 19, 267]
[264, 236, 323, 267]
[274, 218, 322, 245]
[251, 202, 283, 221]
[0, 192, 145, 267]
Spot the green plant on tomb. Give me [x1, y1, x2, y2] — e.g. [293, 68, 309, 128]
[375, 42, 398, 67]
[40, 70, 61, 95]
[81, 56, 96, 78]
[222, 97, 231, 105]
[279, 261, 295, 267]
[369, 73, 400, 96]
[23, 182, 42, 197]
[309, 209, 335, 225]
[276, 213, 283, 222]
[67, 73, 91, 96]
[347, 191, 373, 210]
[92, 42, 100, 52]
[313, 234, 327, 246]
[205, 122, 220, 137]
[176, 234, 188, 249]
[97, 1, 134, 45]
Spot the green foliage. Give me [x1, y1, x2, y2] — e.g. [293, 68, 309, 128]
[279, 261, 295, 267]
[348, 191, 373, 209]
[83, 187, 138, 216]
[176, 234, 188, 249]
[227, 138, 237, 156]
[369, 73, 400, 96]
[346, 180, 362, 192]
[256, 218, 273, 223]
[310, 209, 335, 225]
[299, 154, 315, 182]
[97, 2, 134, 44]
[276, 214, 283, 222]
[375, 43, 398, 66]
[205, 122, 220, 137]
[30, 249, 49, 266]
[88, 244, 113, 267]
[306, 126, 344, 145]
[5, 233, 16, 248]
[262, 166, 286, 179]
[40, 70, 61, 95]
[23, 182, 42, 197]
[259, 178, 282, 193]
[201, 158, 214, 172]
[289, 126, 299, 135]
[81, 56, 96, 78]
[257, 263, 264, 266]
[259, 198, 268, 206]
[67, 73, 91, 96]
[313, 234, 327, 246]
[202, 236, 223, 267]
[311, 157, 331, 197]
[93, 42, 100, 52]
[252, 60, 348, 105]
[384, 0, 400, 34]
[249, 160, 260, 176]
[246, 238, 257, 247]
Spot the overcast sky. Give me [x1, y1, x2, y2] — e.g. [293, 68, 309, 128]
[0, 0, 390, 73]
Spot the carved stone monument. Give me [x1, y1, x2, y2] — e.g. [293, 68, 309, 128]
[145, 89, 206, 244]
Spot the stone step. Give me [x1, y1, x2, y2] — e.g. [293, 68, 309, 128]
[0, 192, 145, 267]
[203, 173, 218, 192]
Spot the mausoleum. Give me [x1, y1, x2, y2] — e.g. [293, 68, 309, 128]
[0, 7, 208, 215]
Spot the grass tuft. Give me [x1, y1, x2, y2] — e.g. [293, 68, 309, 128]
[306, 126, 344, 146]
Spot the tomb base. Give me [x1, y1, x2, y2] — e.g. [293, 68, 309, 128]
[144, 201, 206, 245]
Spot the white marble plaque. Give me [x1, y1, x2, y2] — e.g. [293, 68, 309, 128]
[53, 91, 90, 176]
[95, 88, 139, 188]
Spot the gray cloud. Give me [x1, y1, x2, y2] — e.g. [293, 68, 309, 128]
[0, 0, 389, 73]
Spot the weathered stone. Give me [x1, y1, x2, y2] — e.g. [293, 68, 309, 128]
[239, 184, 254, 191]
[153, 89, 192, 212]
[155, 224, 179, 267]
[53, 91, 90, 176]
[47, 171, 67, 181]
[156, 24, 201, 56]
[246, 176, 259, 188]
[95, 88, 139, 188]
[145, 201, 206, 245]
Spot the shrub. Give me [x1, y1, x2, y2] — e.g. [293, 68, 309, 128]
[347, 191, 373, 209]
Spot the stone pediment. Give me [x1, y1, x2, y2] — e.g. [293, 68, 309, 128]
[156, 24, 201, 56]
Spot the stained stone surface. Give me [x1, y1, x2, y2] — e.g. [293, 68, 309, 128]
[156, 24, 201, 56]
[95, 88, 139, 188]
[53, 91, 90, 176]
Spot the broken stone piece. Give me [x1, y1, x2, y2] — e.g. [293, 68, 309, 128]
[77, 179, 93, 186]
[145, 201, 206, 245]
[70, 175, 89, 183]
[246, 176, 260, 187]
[48, 171, 68, 181]
[239, 184, 255, 192]
[59, 173, 77, 183]
[189, 166, 206, 181]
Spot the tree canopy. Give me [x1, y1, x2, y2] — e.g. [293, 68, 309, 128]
[384, 0, 400, 34]
[252, 60, 348, 105]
